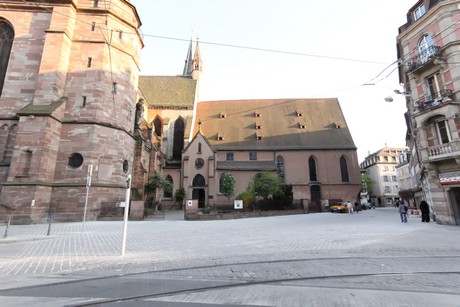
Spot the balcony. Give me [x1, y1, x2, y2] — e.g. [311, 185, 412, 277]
[415, 89, 454, 112]
[407, 45, 443, 74]
[425, 140, 460, 163]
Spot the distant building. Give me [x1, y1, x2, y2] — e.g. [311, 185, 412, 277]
[360, 147, 408, 207]
[397, 0, 460, 225]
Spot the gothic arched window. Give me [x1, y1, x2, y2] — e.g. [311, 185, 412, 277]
[340, 156, 349, 183]
[192, 174, 205, 187]
[3, 124, 17, 163]
[309, 156, 317, 182]
[0, 19, 14, 97]
[276, 155, 284, 179]
[153, 116, 162, 137]
[164, 175, 173, 198]
[172, 117, 185, 161]
[219, 173, 234, 193]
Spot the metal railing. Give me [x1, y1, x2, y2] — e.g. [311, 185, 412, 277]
[408, 45, 442, 72]
[416, 89, 454, 111]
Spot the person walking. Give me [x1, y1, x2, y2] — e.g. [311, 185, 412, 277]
[347, 200, 353, 214]
[419, 200, 430, 222]
[399, 199, 408, 223]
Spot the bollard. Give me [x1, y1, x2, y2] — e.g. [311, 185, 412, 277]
[3, 216, 11, 239]
[47, 211, 52, 236]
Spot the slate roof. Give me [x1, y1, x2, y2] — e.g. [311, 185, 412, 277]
[194, 98, 356, 151]
[16, 97, 67, 116]
[138, 76, 197, 108]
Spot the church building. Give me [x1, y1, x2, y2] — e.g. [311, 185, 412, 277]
[139, 41, 362, 211]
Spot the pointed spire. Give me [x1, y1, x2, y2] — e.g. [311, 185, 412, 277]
[191, 38, 202, 80]
[183, 38, 193, 75]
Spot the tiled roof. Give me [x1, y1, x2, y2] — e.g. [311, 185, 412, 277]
[138, 76, 197, 108]
[194, 98, 356, 150]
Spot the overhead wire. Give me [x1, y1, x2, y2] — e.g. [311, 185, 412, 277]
[5, 0, 460, 103]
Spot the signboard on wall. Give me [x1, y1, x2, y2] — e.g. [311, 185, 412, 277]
[187, 200, 193, 207]
[439, 171, 460, 185]
[234, 200, 243, 209]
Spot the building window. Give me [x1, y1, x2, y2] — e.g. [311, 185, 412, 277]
[122, 160, 128, 173]
[309, 156, 317, 182]
[118, 31, 123, 39]
[197, 142, 202, 154]
[276, 155, 285, 179]
[192, 174, 205, 187]
[18, 150, 32, 176]
[68, 153, 84, 168]
[87, 57, 92, 68]
[153, 116, 162, 137]
[82, 96, 87, 107]
[383, 175, 389, 182]
[436, 119, 451, 144]
[219, 173, 234, 193]
[164, 175, 173, 198]
[418, 34, 435, 64]
[340, 156, 349, 183]
[2, 124, 16, 162]
[226, 152, 234, 161]
[392, 175, 397, 182]
[91, 22, 96, 31]
[112, 82, 117, 94]
[384, 186, 391, 193]
[413, 4, 426, 21]
[0, 19, 14, 97]
[427, 73, 443, 101]
[249, 152, 257, 160]
[93, 0, 99, 8]
[172, 117, 185, 161]
[383, 166, 389, 171]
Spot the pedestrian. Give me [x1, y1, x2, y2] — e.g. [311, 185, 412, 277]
[399, 199, 408, 223]
[354, 201, 359, 213]
[419, 200, 430, 222]
[347, 200, 353, 214]
[395, 199, 400, 208]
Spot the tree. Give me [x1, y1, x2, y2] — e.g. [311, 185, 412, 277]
[360, 173, 374, 194]
[249, 172, 284, 200]
[174, 187, 186, 209]
[144, 173, 173, 210]
[221, 173, 235, 201]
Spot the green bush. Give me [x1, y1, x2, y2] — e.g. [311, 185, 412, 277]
[236, 191, 256, 211]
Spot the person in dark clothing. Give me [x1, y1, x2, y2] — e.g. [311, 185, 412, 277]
[420, 200, 430, 222]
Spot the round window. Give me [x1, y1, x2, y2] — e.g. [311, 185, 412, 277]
[123, 160, 129, 173]
[68, 153, 84, 168]
[195, 158, 204, 169]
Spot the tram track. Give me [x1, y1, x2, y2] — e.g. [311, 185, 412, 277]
[1, 255, 459, 306]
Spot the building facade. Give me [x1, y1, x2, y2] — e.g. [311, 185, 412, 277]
[360, 147, 408, 207]
[397, 0, 460, 225]
[139, 42, 363, 212]
[0, 0, 143, 223]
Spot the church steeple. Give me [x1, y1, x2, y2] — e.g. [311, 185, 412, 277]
[191, 39, 202, 80]
[183, 39, 193, 76]
[183, 38, 202, 80]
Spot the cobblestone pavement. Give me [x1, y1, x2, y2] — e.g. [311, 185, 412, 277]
[0, 208, 459, 306]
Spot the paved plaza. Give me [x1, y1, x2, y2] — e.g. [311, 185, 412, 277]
[0, 208, 459, 306]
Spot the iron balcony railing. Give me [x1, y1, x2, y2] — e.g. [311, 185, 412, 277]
[415, 89, 454, 111]
[407, 45, 442, 72]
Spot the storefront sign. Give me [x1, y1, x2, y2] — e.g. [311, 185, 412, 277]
[439, 171, 460, 185]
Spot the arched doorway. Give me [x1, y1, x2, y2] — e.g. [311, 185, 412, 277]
[192, 174, 206, 208]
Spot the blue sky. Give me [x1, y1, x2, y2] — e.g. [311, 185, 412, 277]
[130, 0, 416, 162]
